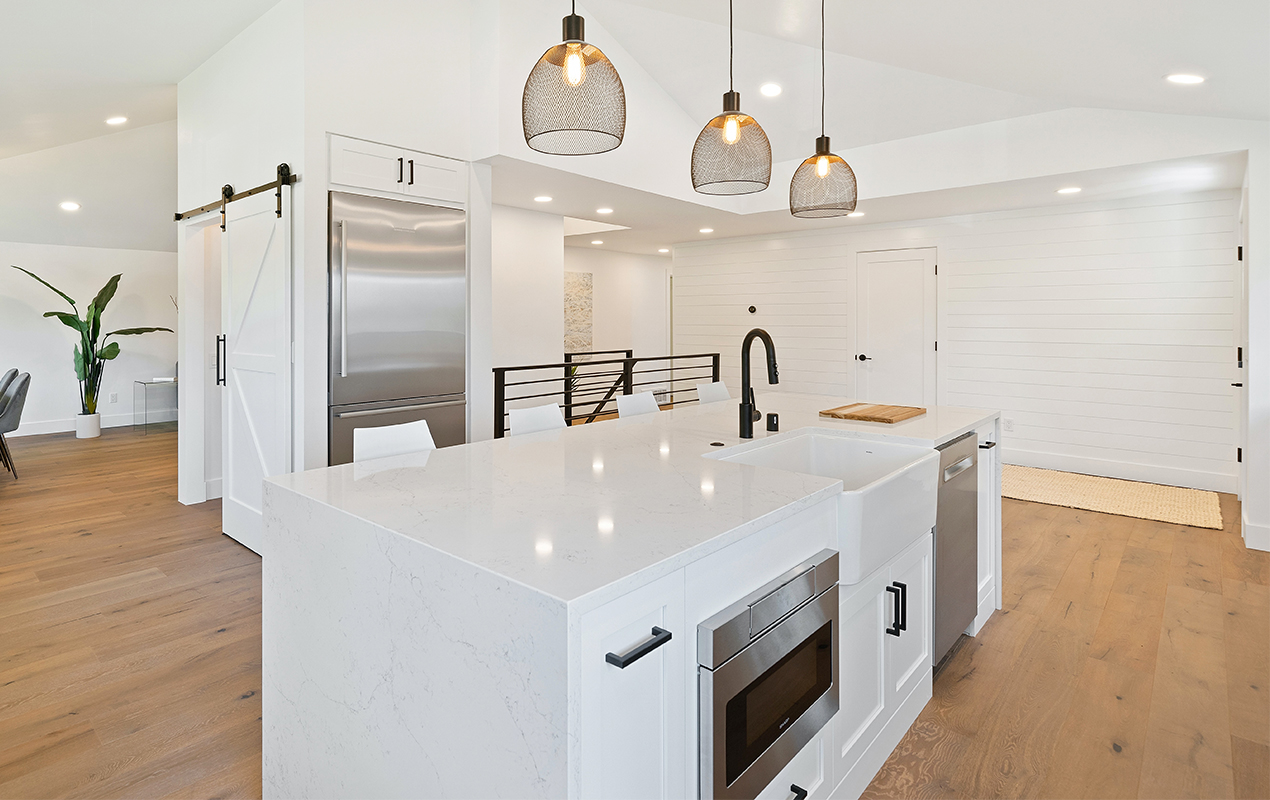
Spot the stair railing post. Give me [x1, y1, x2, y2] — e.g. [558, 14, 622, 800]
[712, 353, 720, 383]
[493, 368, 506, 439]
[564, 353, 574, 426]
[622, 357, 634, 396]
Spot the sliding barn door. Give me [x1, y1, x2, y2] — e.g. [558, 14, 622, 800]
[221, 190, 292, 554]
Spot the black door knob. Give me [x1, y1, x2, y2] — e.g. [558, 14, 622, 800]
[857, 354, 872, 362]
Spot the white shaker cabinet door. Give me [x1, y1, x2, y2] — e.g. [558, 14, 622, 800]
[886, 535, 933, 708]
[580, 570, 687, 800]
[402, 149, 466, 205]
[329, 135, 407, 194]
[832, 570, 890, 781]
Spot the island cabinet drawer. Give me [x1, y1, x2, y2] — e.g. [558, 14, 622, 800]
[579, 570, 687, 800]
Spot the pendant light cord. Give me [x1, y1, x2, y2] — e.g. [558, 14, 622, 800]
[729, 0, 734, 91]
[821, 0, 826, 137]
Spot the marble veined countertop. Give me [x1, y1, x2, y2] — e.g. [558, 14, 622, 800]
[266, 392, 997, 604]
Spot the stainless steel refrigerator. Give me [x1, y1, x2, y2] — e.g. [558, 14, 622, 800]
[328, 191, 466, 465]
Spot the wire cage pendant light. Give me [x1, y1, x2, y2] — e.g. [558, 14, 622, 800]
[523, 1, 626, 156]
[691, 0, 771, 195]
[790, 0, 857, 217]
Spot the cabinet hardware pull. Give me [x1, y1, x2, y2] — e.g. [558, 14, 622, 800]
[605, 627, 672, 669]
[979, 441, 997, 450]
[895, 581, 908, 632]
[885, 585, 901, 637]
[789, 785, 809, 800]
[408, 159, 414, 185]
[338, 221, 349, 377]
[215, 335, 226, 386]
[397, 157, 404, 183]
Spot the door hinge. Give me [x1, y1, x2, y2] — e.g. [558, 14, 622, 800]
[934, 264, 938, 275]
[934, 341, 938, 351]
[1237, 447, 1242, 463]
[1238, 245, 1243, 261]
[1238, 346, 1244, 369]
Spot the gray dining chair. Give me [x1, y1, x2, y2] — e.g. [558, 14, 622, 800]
[0, 373, 31, 479]
[0, 369, 16, 410]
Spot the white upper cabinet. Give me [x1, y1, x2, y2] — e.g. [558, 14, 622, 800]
[329, 134, 465, 206]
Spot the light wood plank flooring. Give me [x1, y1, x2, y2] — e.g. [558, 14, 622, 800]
[1, 427, 1266, 799]
[0, 427, 260, 798]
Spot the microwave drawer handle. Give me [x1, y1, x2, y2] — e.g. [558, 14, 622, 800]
[943, 455, 974, 483]
[605, 627, 672, 669]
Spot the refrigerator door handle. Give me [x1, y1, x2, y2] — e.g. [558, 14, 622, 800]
[338, 220, 348, 377]
[333, 398, 466, 419]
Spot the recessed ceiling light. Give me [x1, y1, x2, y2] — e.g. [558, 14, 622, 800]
[1057, 186, 1082, 194]
[596, 207, 613, 214]
[658, 248, 669, 253]
[591, 240, 603, 245]
[59, 201, 81, 211]
[105, 116, 127, 125]
[534, 196, 552, 202]
[1167, 74, 1204, 85]
[699, 228, 714, 234]
[847, 211, 864, 218]
[760, 83, 782, 97]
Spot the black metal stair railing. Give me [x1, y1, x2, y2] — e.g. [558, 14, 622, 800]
[493, 351, 721, 438]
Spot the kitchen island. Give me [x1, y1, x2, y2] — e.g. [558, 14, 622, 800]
[263, 393, 1000, 799]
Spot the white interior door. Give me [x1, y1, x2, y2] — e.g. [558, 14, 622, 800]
[221, 190, 292, 554]
[855, 248, 937, 407]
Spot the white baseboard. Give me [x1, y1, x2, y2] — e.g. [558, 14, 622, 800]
[206, 478, 223, 500]
[969, 592, 997, 636]
[1244, 514, 1270, 552]
[1003, 447, 1237, 494]
[11, 409, 177, 437]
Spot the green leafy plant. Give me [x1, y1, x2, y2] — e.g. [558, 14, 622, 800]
[13, 266, 173, 415]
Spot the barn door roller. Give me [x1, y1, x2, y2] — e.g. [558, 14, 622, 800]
[174, 163, 297, 230]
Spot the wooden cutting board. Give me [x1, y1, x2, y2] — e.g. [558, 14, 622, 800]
[819, 403, 927, 424]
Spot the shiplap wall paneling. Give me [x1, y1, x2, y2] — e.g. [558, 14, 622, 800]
[673, 190, 1240, 492]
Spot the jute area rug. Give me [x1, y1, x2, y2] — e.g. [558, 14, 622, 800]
[1002, 464, 1223, 530]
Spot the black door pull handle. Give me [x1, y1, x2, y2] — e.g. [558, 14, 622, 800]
[397, 157, 404, 183]
[606, 627, 672, 668]
[1232, 382, 1243, 387]
[895, 581, 908, 632]
[790, 785, 809, 800]
[215, 335, 226, 386]
[408, 159, 414, 185]
[857, 354, 872, 361]
[885, 585, 901, 636]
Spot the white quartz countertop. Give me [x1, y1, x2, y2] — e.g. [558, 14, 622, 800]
[266, 393, 997, 605]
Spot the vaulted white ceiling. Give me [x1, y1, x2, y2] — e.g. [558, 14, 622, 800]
[0, 0, 282, 160]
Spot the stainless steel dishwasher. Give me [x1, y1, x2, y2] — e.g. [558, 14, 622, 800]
[934, 431, 978, 667]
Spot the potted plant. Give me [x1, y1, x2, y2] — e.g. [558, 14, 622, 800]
[14, 266, 173, 439]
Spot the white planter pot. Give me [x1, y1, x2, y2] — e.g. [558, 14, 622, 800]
[76, 413, 101, 439]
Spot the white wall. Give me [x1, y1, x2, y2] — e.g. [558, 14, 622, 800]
[0, 241, 178, 435]
[176, 0, 305, 502]
[564, 248, 670, 357]
[492, 205, 564, 367]
[673, 189, 1243, 493]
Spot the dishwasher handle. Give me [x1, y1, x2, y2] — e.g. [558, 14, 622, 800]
[943, 454, 975, 483]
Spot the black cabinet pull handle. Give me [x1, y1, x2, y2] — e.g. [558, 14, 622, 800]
[215, 335, 226, 386]
[895, 581, 908, 632]
[606, 627, 672, 669]
[408, 158, 414, 185]
[397, 157, 404, 183]
[790, 785, 809, 800]
[885, 585, 901, 637]
[979, 441, 997, 449]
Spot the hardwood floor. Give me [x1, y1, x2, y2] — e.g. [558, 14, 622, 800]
[863, 492, 1270, 800]
[1, 427, 1265, 799]
[0, 427, 260, 799]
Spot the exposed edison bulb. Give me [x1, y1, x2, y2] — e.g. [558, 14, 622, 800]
[722, 115, 740, 144]
[563, 43, 586, 86]
[816, 156, 830, 178]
